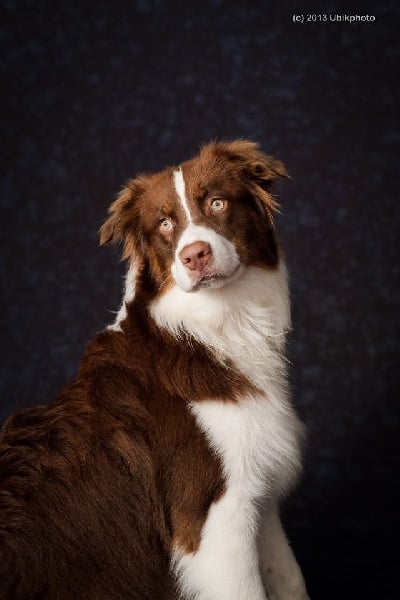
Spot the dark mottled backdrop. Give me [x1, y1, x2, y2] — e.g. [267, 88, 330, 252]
[1, 1, 399, 598]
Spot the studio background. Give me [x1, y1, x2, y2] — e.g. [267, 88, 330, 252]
[1, 1, 399, 598]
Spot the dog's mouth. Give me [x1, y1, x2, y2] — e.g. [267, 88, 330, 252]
[189, 265, 243, 293]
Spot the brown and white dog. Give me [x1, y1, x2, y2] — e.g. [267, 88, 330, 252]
[0, 140, 309, 600]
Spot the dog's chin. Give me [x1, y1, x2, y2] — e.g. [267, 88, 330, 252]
[182, 264, 244, 294]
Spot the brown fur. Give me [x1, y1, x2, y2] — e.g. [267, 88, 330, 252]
[0, 141, 286, 599]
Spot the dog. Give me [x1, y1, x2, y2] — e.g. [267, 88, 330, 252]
[0, 140, 309, 599]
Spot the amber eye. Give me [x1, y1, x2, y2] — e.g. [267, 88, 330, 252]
[210, 198, 227, 212]
[160, 218, 173, 232]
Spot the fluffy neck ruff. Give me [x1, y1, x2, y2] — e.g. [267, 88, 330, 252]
[150, 264, 291, 391]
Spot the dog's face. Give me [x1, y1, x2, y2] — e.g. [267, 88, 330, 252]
[100, 140, 287, 294]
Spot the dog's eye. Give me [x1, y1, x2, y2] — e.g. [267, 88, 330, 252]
[210, 198, 227, 212]
[160, 218, 173, 232]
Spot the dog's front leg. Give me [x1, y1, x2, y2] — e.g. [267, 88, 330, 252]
[172, 492, 268, 600]
[258, 504, 310, 600]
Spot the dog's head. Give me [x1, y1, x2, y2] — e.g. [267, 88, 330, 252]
[100, 140, 287, 294]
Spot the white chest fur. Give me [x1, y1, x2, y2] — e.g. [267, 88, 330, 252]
[151, 264, 303, 501]
[153, 265, 304, 599]
[191, 392, 302, 503]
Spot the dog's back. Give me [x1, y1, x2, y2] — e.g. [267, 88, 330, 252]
[0, 306, 247, 599]
[0, 141, 309, 600]
[0, 371, 176, 599]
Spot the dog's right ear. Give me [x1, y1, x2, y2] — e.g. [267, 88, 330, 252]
[100, 180, 137, 246]
[100, 177, 146, 259]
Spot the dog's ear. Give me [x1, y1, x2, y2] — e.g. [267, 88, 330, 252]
[212, 139, 288, 220]
[216, 139, 288, 186]
[100, 177, 146, 259]
[100, 184, 134, 246]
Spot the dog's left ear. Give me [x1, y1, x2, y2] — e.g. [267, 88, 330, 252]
[215, 139, 288, 187]
[215, 140, 288, 219]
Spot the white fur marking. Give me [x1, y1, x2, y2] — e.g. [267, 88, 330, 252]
[173, 167, 193, 224]
[152, 264, 291, 388]
[108, 260, 138, 332]
[172, 167, 243, 292]
[172, 393, 303, 600]
[173, 491, 266, 599]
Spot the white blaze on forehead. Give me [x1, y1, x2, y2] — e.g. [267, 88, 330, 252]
[173, 167, 193, 224]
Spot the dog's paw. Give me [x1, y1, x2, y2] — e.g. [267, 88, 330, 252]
[267, 590, 310, 600]
[264, 577, 310, 600]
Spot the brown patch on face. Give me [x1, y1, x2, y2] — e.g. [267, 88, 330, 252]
[176, 140, 287, 270]
[100, 169, 188, 293]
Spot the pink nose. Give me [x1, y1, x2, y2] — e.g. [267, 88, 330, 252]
[179, 241, 212, 272]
